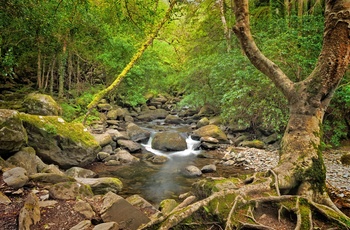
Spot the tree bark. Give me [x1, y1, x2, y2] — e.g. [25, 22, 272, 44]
[233, 0, 350, 200]
[83, 0, 177, 125]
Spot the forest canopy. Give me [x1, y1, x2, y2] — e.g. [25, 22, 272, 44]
[1, 0, 349, 146]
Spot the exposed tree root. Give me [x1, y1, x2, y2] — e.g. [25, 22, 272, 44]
[139, 174, 350, 230]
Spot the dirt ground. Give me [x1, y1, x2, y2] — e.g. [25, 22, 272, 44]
[1, 172, 350, 230]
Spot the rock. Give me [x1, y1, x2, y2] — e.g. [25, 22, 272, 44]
[0, 191, 11, 204]
[3, 167, 29, 189]
[137, 109, 169, 121]
[201, 164, 217, 173]
[181, 165, 202, 178]
[101, 144, 114, 154]
[93, 133, 113, 147]
[65, 167, 97, 178]
[40, 164, 65, 175]
[35, 156, 48, 173]
[100, 192, 150, 230]
[151, 132, 187, 151]
[73, 200, 95, 219]
[200, 136, 219, 144]
[106, 129, 129, 142]
[263, 133, 279, 144]
[29, 173, 75, 184]
[126, 194, 160, 218]
[6, 147, 37, 174]
[126, 123, 151, 142]
[197, 117, 210, 128]
[117, 140, 142, 153]
[209, 116, 222, 125]
[93, 222, 119, 230]
[239, 140, 265, 149]
[147, 155, 168, 164]
[49, 182, 93, 200]
[159, 199, 178, 215]
[105, 160, 121, 166]
[201, 142, 219, 150]
[341, 153, 350, 165]
[115, 149, 140, 164]
[75, 177, 123, 195]
[106, 109, 119, 120]
[124, 115, 134, 122]
[198, 104, 216, 116]
[192, 125, 228, 143]
[18, 192, 40, 230]
[0, 109, 28, 155]
[97, 152, 111, 161]
[70, 220, 92, 230]
[164, 115, 183, 124]
[20, 113, 100, 169]
[23, 93, 62, 116]
[97, 104, 113, 111]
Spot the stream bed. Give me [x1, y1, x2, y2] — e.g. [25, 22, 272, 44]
[86, 120, 253, 206]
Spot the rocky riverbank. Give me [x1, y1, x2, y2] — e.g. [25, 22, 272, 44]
[1, 92, 350, 229]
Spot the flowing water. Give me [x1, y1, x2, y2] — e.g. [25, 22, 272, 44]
[88, 120, 251, 206]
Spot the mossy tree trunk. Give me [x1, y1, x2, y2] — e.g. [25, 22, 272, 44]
[233, 0, 350, 201]
[83, 0, 177, 125]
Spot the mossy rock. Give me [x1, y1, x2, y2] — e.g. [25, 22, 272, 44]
[49, 181, 93, 200]
[23, 93, 62, 116]
[340, 153, 350, 165]
[75, 177, 123, 195]
[0, 109, 28, 155]
[192, 125, 228, 143]
[20, 113, 100, 169]
[239, 139, 265, 149]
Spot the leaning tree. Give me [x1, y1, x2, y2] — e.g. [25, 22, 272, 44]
[141, 0, 350, 229]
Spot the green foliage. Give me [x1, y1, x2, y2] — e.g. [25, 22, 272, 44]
[323, 73, 350, 146]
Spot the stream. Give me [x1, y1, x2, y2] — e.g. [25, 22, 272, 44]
[87, 119, 253, 206]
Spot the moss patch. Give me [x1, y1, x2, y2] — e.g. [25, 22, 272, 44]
[19, 113, 98, 148]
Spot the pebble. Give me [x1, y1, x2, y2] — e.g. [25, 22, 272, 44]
[221, 147, 350, 192]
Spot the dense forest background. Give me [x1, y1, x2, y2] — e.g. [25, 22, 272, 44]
[1, 0, 349, 147]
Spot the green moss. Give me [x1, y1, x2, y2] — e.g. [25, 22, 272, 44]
[19, 113, 98, 148]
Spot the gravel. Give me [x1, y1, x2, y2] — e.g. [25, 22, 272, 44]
[222, 147, 350, 192]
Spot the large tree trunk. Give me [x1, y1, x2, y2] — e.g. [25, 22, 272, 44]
[233, 0, 350, 200]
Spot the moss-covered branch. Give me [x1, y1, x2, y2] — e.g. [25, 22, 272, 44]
[83, 0, 177, 125]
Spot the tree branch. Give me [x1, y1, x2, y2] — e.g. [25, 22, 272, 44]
[232, 0, 295, 100]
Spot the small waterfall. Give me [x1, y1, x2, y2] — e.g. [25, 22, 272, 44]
[142, 131, 201, 159]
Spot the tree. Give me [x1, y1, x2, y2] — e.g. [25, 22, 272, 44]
[142, 0, 350, 229]
[233, 0, 350, 201]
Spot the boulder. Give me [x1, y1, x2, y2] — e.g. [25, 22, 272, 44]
[97, 152, 111, 161]
[93, 222, 119, 230]
[49, 181, 93, 200]
[192, 125, 228, 143]
[239, 140, 265, 149]
[164, 115, 183, 124]
[6, 147, 37, 174]
[93, 133, 113, 147]
[117, 140, 141, 153]
[18, 192, 40, 230]
[23, 93, 62, 116]
[151, 132, 187, 151]
[70, 220, 92, 230]
[159, 199, 178, 215]
[0, 109, 28, 155]
[181, 165, 202, 178]
[65, 167, 97, 178]
[197, 117, 209, 128]
[100, 192, 150, 230]
[126, 123, 151, 142]
[126, 194, 160, 218]
[201, 164, 217, 173]
[20, 113, 100, 169]
[137, 109, 169, 121]
[73, 200, 96, 219]
[0, 191, 11, 205]
[3, 167, 29, 189]
[29, 173, 75, 184]
[75, 177, 123, 195]
[198, 104, 216, 116]
[115, 149, 140, 164]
